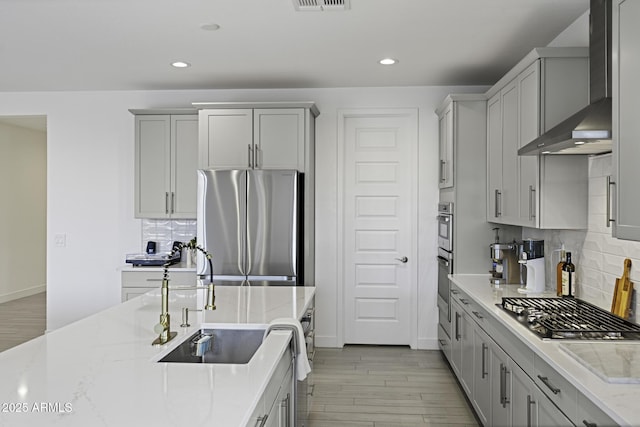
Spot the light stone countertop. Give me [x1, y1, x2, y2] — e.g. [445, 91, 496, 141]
[0, 285, 315, 427]
[449, 274, 640, 426]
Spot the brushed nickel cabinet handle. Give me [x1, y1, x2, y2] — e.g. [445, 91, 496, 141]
[165, 192, 169, 215]
[495, 189, 502, 217]
[254, 145, 259, 169]
[248, 144, 253, 168]
[481, 343, 488, 379]
[171, 192, 175, 214]
[529, 186, 536, 221]
[606, 175, 616, 227]
[527, 395, 536, 427]
[537, 375, 560, 394]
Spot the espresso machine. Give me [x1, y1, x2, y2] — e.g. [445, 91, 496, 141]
[518, 239, 545, 294]
[489, 229, 520, 286]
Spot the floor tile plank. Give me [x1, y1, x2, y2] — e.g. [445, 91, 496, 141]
[309, 345, 479, 427]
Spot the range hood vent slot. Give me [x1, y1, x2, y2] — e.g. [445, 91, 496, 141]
[519, 0, 612, 156]
[293, 0, 350, 11]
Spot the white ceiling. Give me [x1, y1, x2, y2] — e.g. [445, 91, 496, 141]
[0, 0, 589, 92]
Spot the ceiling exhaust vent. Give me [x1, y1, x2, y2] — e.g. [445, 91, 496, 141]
[293, 0, 350, 11]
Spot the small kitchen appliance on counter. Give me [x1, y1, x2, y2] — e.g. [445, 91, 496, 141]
[126, 241, 182, 267]
[518, 239, 545, 294]
[489, 233, 520, 286]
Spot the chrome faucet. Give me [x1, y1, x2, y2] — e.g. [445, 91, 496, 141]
[152, 242, 215, 346]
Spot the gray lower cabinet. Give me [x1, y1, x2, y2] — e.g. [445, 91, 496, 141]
[472, 326, 491, 426]
[444, 284, 584, 427]
[451, 299, 473, 397]
[247, 348, 294, 427]
[121, 270, 196, 302]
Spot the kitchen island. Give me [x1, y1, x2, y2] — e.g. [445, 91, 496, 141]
[449, 274, 639, 426]
[0, 285, 315, 426]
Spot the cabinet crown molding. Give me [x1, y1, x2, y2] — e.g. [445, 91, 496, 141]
[191, 101, 320, 117]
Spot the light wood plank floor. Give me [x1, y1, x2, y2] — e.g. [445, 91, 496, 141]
[309, 345, 479, 427]
[0, 292, 47, 353]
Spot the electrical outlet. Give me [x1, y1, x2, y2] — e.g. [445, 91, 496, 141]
[54, 234, 66, 247]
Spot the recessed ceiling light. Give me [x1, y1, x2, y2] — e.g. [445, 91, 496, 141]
[379, 58, 398, 65]
[171, 61, 191, 68]
[574, 141, 586, 145]
[200, 23, 220, 31]
[542, 151, 551, 155]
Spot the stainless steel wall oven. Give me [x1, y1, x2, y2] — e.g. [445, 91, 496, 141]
[437, 203, 454, 337]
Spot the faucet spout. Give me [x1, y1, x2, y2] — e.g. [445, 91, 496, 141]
[151, 242, 215, 346]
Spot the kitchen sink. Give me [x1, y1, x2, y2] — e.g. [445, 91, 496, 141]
[158, 326, 266, 364]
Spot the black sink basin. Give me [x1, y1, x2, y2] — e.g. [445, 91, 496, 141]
[158, 327, 266, 364]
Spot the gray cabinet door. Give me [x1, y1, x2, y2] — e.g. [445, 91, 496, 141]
[171, 115, 198, 218]
[500, 80, 520, 224]
[198, 109, 253, 169]
[487, 93, 503, 222]
[473, 327, 491, 426]
[517, 61, 540, 227]
[490, 342, 511, 427]
[438, 102, 454, 188]
[254, 108, 305, 170]
[135, 115, 171, 218]
[613, 0, 640, 240]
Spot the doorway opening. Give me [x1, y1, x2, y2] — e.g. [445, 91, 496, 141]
[0, 115, 47, 350]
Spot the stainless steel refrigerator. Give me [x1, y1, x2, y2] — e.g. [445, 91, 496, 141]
[196, 169, 303, 285]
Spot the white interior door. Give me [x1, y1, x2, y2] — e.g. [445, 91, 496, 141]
[339, 109, 418, 346]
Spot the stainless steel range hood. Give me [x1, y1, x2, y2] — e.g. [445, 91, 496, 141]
[519, 0, 612, 156]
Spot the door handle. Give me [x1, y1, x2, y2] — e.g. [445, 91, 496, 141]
[396, 256, 408, 263]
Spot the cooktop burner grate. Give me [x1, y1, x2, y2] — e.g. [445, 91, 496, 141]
[499, 297, 640, 340]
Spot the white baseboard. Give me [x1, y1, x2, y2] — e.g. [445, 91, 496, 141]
[314, 335, 341, 348]
[418, 337, 439, 350]
[0, 285, 46, 304]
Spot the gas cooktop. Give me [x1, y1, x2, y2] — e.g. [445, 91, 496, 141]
[499, 297, 640, 340]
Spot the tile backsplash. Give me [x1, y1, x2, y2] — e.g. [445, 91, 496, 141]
[141, 219, 197, 254]
[525, 153, 639, 321]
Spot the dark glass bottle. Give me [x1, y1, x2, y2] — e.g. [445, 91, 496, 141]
[561, 252, 576, 297]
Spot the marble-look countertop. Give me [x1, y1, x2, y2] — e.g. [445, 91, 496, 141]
[449, 274, 640, 426]
[560, 342, 640, 384]
[0, 285, 315, 426]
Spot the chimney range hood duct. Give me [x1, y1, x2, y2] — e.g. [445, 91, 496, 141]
[519, 0, 612, 156]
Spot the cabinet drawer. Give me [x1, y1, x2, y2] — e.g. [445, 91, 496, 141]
[438, 324, 452, 363]
[534, 354, 577, 421]
[122, 270, 196, 287]
[577, 392, 617, 427]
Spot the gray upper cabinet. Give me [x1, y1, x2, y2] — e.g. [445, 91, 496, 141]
[437, 101, 454, 188]
[196, 102, 318, 172]
[613, 0, 640, 240]
[133, 112, 198, 219]
[486, 48, 590, 229]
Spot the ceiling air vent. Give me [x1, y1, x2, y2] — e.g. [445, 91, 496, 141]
[293, 0, 350, 11]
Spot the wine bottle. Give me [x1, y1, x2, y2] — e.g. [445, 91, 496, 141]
[561, 252, 576, 297]
[556, 247, 566, 297]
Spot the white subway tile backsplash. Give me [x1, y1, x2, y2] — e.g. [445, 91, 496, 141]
[588, 176, 607, 197]
[540, 153, 640, 321]
[141, 219, 197, 254]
